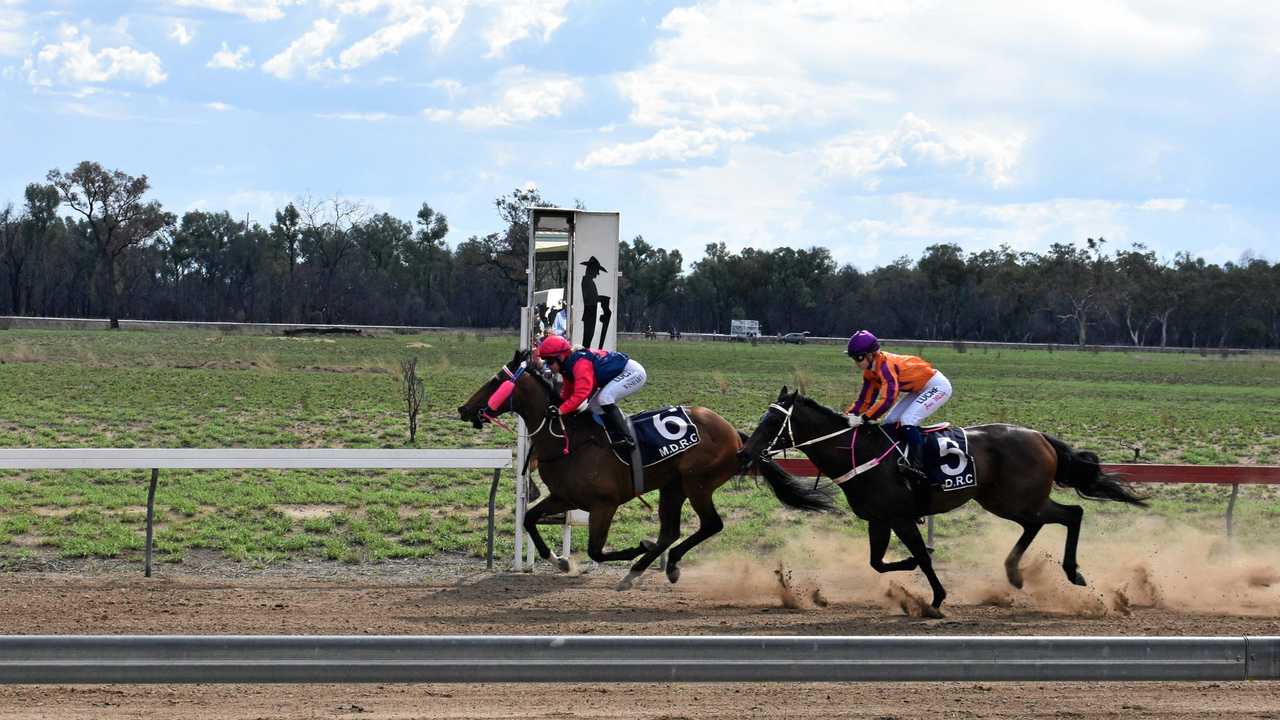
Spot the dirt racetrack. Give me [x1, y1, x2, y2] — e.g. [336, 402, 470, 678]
[3, 535, 1280, 720]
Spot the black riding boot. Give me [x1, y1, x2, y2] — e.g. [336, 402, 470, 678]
[601, 404, 635, 452]
[895, 424, 927, 481]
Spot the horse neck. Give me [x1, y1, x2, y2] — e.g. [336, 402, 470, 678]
[510, 376, 558, 451]
[794, 404, 888, 474]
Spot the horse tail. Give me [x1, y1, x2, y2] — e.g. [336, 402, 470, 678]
[736, 431, 837, 512]
[1043, 433, 1148, 507]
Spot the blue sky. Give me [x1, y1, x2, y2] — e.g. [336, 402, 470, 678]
[2, 0, 1277, 269]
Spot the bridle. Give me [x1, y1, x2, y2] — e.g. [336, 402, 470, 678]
[757, 398, 897, 485]
[479, 360, 568, 453]
[759, 399, 857, 457]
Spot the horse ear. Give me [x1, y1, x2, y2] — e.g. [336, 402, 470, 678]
[777, 386, 789, 400]
[510, 349, 523, 365]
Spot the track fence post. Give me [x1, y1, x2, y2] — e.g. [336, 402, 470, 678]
[487, 468, 501, 570]
[1226, 483, 1239, 540]
[144, 468, 159, 578]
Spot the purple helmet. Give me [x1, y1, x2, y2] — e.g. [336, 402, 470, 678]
[846, 330, 880, 357]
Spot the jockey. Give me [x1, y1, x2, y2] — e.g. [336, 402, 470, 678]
[536, 335, 647, 452]
[845, 330, 952, 479]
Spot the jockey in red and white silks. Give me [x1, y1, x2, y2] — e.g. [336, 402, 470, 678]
[537, 335, 646, 452]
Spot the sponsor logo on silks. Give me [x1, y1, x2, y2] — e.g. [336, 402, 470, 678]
[914, 386, 940, 405]
[658, 432, 700, 458]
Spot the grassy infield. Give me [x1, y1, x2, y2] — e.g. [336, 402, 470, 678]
[0, 328, 1277, 569]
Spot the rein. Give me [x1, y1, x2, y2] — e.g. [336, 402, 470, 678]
[763, 402, 854, 456]
[483, 362, 569, 456]
[763, 400, 898, 485]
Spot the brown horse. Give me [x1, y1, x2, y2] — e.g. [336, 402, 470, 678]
[738, 387, 1147, 617]
[458, 351, 836, 589]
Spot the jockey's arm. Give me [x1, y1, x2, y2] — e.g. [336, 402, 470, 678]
[557, 357, 595, 414]
[847, 372, 875, 415]
[861, 357, 900, 421]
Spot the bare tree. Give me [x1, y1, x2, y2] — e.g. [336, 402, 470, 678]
[46, 162, 171, 328]
[401, 357, 425, 443]
[298, 194, 367, 323]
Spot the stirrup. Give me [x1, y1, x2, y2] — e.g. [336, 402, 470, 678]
[897, 456, 927, 480]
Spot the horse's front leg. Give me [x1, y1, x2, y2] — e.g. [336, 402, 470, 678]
[523, 495, 574, 572]
[892, 519, 946, 618]
[575, 505, 648, 589]
[868, 520, 918, 573]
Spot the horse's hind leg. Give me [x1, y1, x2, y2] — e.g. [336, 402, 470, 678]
[524, 495, 574, 572]
[1040, 499, 1087, 586]
[869, 520, 918, 573]
[618, 484, 686, 590]
[663, 484, 724, 584]
[891, 519, 946, 617]
[1003, 521, 1043, 589]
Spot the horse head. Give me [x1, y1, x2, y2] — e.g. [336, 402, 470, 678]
[457, 349, 529, 429]
[737, 385, 801, 468]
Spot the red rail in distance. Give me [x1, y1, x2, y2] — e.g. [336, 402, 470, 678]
[770, 459, 1280, 485]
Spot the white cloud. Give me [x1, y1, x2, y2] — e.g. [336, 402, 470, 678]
[317, 111, 392, 121]
[1139, 197, 1187, 212]
[484, 0, 567, 59]
[0, 2, 26, 57]
[170, 21, 193, 46]
[341, 7, 454, 67]
[26, 25, 166, 87]
[579, 126, 753, 168]
[822, 113, 1026, 189]
[208, 41, 253, 70]
[421, 107, 454, 122]
[206, 100, 232, 111]
[175, 0, 300, 22]
[428, 71, 581, 127]
[262, 19, 339, 79]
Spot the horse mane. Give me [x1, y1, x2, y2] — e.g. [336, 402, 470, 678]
[795, 393, 847, 424]
[512, 349, 557, 402]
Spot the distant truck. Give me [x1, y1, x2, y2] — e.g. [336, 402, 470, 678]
[730, 319, 760, 342]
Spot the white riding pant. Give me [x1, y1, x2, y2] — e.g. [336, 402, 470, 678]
[882, 371, 952, 427]
[588, 360, 647, 413]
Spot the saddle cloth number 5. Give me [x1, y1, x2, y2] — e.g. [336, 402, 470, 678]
[936, 435, 968, 476]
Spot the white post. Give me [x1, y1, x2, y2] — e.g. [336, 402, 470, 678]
[513, 312, 530, 572]
[562, 522, 572, 558]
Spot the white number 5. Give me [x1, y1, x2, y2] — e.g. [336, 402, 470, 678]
[936, 436, 967, 476]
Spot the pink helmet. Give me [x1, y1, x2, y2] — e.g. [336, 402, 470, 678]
[846, 330, 880, 357]
[537, 334, 572, 362]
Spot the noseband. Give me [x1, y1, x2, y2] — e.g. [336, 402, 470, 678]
[760, 401, 857, 456]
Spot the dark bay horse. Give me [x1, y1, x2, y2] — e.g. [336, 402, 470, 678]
[739, 387, 1147, 616]
[458, 351, 836, 589]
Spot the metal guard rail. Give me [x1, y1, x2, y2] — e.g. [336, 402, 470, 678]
[0, 635, 1277, 684]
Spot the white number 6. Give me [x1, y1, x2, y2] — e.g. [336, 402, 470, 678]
[653, 413, 688, 440]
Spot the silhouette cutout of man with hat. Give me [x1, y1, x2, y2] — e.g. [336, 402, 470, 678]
[579, 255, 612, 349]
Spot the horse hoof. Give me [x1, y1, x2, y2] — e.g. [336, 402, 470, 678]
[924, 605, 945, 619]
[555, 556, 571, 573]
[616, 572, 641, 591]
[1071, 570, 1087, 586]
[666, 565, 681, 584]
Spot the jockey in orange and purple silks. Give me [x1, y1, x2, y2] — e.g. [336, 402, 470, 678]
[845, 330, 952, 479]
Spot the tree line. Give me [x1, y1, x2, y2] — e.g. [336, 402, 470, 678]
[2, 161, 1277, 348]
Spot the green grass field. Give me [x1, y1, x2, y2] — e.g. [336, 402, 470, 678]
[0, 328, 1278, 568]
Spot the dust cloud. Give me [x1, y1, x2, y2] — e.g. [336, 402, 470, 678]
[679, 516, 1280, 617]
